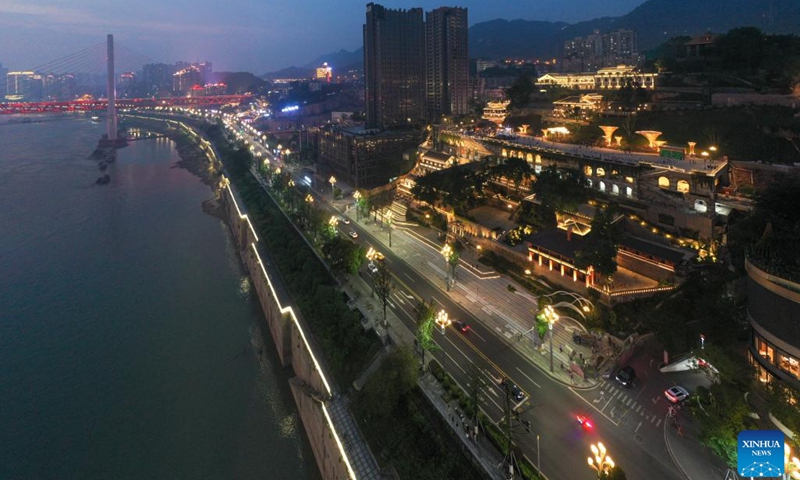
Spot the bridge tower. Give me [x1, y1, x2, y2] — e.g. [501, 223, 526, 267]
[106, 34, 117, 141]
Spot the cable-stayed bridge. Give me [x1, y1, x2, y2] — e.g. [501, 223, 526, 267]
[0, 35, 250, 121]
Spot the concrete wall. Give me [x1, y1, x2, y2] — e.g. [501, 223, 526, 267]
[220, 183, 356, 480]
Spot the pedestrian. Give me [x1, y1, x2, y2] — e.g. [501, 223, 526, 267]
[559, 344, 563, 353]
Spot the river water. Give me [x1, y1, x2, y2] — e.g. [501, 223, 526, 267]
[0, 115, 319, 480]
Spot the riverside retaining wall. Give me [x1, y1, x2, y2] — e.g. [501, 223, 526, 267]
[220, 181, 357, 480]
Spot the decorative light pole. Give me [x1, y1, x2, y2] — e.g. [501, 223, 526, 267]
[544, 305, 559, 372]
[441, 244, 453, 291]
[434, 309, 451, 334]
[786, 443, 800, 480]
[328, 215, 339, 237]
[329, 175, 337, 196]
[386, 210, 393, 247]
[353, 190, 362, 221]
[587, 442, 615, 479]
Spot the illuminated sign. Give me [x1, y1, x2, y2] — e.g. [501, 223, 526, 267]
[281, 105, 299, 113]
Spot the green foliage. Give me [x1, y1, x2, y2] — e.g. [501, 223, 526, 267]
[530, 165, 588, 216]
[600, 465, 627, 480]
[322, 236, 364, 276]
[358, 346, 419, 424]
[415, 299, 440, 367]
[205, 123, 378, 385]
[574, 206, 621, 280]
[728, 172, 800, 280]
[373, 261, 394, 323]
[411, 163, 486, 216]
[691, 381, 753, 467]
[505, 74, 535, 109]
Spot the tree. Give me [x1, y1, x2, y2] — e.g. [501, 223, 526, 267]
[505, 74, 535, 109]
[373, 261, 394, 326]
[599, 465, 627, 480]
[415, 299, 440, 370]
[322, 237, 365, 276]
[574, 206, 621, 281]
[530, 166, 588, 226]
[358, 346, 419, 424]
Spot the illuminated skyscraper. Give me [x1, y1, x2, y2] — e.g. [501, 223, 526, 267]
[425, 6, 469, 120]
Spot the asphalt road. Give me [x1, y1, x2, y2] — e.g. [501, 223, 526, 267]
[241, 124, 687, 480]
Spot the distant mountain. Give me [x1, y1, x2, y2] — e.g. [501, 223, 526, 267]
[469, 0, 800, 59]
[302, 48, 363, 70]
[264, 48, 364, 80]
[262, 66, 313, 80]
[209, 72, 266, 93]
[275, 0, 800, 73]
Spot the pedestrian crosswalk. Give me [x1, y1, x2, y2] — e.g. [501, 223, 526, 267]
[596, 381, 663, 428]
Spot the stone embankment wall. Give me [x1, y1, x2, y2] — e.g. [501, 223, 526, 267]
[220, 182, 356, 480]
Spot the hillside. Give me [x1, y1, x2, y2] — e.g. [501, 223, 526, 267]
[468, 0, 800, 59]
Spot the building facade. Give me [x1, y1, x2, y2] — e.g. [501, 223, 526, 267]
[747, 259, 800, 392]
[425, 6, 469, 121]
[364, 3, 425, 129]
[318, 126, 422, 188]
[562, 29, 641, 73]
[537, 66, 657, 91]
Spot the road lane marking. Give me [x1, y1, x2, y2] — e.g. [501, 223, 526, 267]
[404, 273, 415, 282]
[571, 388, 620, 426]
[655, 418, 662, 427]
[514, 367, 541, 389]
[634, 421, 643, 434]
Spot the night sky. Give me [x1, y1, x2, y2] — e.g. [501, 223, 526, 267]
[0, 0, 646, 73]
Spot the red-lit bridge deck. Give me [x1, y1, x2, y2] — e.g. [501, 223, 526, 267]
[0, 95, 251, 114]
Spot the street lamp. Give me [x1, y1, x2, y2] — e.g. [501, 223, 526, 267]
[441, 244, 453, 291]
[435, 309, 451, 334]
[587, 442, 615, 479]
[328, 215, 339, 235]
[386, 210, 393, 247]
[329, 176, 337, 196]
[786, 443, 800, 480]
[353, 190, 362, 221]
[543, 305, 559, 372]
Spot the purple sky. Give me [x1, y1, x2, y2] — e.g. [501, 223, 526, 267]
[0, 0, 646, 73]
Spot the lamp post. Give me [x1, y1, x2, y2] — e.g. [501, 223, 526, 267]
[328, 215, 339, 237]
[786, 443, 800, 480]
[353, 190, 362, 221]
[329, 175, 337, 197]
[441, 244, 453, 291]
[544, 305, 559, 372]
[435, 309, 451, 334]
[587, 442, 615, 479]
[386, 210, 393, 247]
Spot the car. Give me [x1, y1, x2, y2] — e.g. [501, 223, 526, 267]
[454, 320, 470, 333]
[576, 414, 595, 430]
[348, 231, 358, 239]
[614, 366, 637, 388]
[664, 386, 690, 403]
[340, 217, 351, 225]
[368, 262, 379, 274]
[501, 378, 525, 401]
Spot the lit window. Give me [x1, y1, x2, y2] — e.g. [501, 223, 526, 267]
[584, 166, 593, 176]
[599, 181, 606, 192]
[596, 167, 606, 177]
[625, 186, 632, 197]
[658, 176, 670, 188]
[625, 176, 634, 184]
[611, 184, 619, 195]
[677, 180, 690, 193]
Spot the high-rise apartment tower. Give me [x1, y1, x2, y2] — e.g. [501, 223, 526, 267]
[425, 7, 469, 121]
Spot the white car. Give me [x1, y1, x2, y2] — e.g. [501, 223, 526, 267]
[349, 231, 358, 239]
[368, 263, 379, 274]
[340, 217, 351, 224]
[664, 386, 690, 403]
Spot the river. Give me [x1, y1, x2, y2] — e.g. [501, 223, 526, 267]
[0, 115, 319, 480]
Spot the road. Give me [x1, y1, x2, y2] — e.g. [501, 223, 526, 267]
[237, 119, 687, 480]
